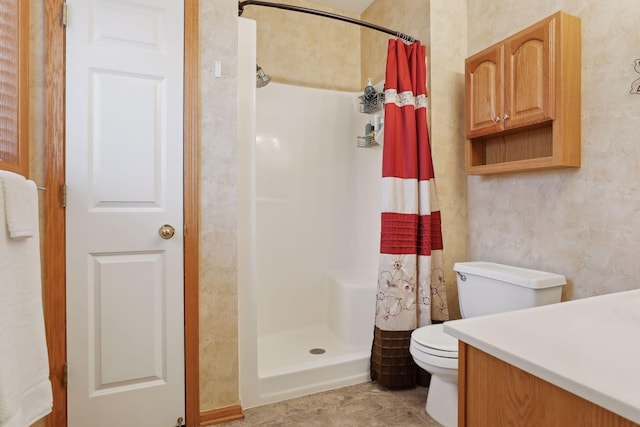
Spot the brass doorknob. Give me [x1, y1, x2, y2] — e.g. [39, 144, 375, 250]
[159, 224, 176, 239]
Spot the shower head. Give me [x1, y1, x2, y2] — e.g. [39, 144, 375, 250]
[256, 64, 271, 88]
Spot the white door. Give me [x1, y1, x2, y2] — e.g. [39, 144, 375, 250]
[65, 0, 185, 426]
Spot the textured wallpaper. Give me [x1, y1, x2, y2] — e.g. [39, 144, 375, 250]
[199, 0, 240, 410]
[467, 1, 640, 301]
[426, 0, 468, 319]
[361, 0, 430, 89]
[242, 0, 362, 91]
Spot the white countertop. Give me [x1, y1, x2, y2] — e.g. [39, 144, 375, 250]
[443, 289, 640, 424]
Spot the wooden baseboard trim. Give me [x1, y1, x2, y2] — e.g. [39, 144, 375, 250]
[199, 406, 244, 426]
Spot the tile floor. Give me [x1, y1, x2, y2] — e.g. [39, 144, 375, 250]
[225, 381, 442, 426]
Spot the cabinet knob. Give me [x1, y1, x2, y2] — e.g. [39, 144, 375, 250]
[503, 113, 510, 120]
[494, 116, 501, 123]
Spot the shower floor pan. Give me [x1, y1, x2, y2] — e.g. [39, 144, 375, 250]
[257, 325, 371, 405]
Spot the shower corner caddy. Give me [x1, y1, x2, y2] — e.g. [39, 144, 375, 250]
[357, 92, 384, 148]
[357, 136, 379, 148]
[358, 92, 384, 114]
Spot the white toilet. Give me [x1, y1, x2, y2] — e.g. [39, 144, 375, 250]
[410, 262, 566, 427]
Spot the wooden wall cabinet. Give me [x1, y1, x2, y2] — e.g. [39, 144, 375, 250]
[458, 343, 639, 427]
[465, 11, 581, 175]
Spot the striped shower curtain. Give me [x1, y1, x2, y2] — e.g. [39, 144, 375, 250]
[370, 39, 449, 389]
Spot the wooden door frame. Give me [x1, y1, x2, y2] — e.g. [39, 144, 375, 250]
[44, 0, 200, 425]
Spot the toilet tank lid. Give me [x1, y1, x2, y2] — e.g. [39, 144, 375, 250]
[453, 262, 566, 289]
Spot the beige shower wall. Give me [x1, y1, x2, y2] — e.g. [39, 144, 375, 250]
[362, 0, 468, 319]
[242, 0, 361, 91]
[466, 1, 640, 300]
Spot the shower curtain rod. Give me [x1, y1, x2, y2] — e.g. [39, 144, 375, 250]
[238, 0, 418, 43]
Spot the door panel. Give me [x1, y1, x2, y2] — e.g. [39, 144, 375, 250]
[91, 71, 164, 207]
[65, 0, 184, 425]
[90, 251, 165, 392]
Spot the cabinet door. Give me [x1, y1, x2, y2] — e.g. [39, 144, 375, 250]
[0, 0, 29, 176]
[466, 46, 504, 138]
[504, 18, 554, 129]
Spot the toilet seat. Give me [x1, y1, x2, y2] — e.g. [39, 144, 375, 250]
[411, 324, 458, 358]
[410, 344, 459, 370]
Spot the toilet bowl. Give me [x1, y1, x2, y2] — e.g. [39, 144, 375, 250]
[410, 262, 567, 427]
[410, 324, 458, 427]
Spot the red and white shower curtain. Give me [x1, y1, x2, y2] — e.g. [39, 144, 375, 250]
[371, 39, 448, 388]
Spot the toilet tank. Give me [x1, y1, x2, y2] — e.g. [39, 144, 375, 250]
[454, 262, 566, 318]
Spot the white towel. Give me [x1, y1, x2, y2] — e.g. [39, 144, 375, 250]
[0, 171, 53, 427]
[1, 172, 37, 239]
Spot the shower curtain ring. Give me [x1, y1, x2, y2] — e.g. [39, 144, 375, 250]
[396, 32, 414, 44]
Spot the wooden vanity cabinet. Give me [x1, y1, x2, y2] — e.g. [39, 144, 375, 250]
[458, 343, 640, 427]
[465, 11, 580, 175]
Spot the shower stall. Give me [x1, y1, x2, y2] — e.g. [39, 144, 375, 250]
[238, 18, 383, 408]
